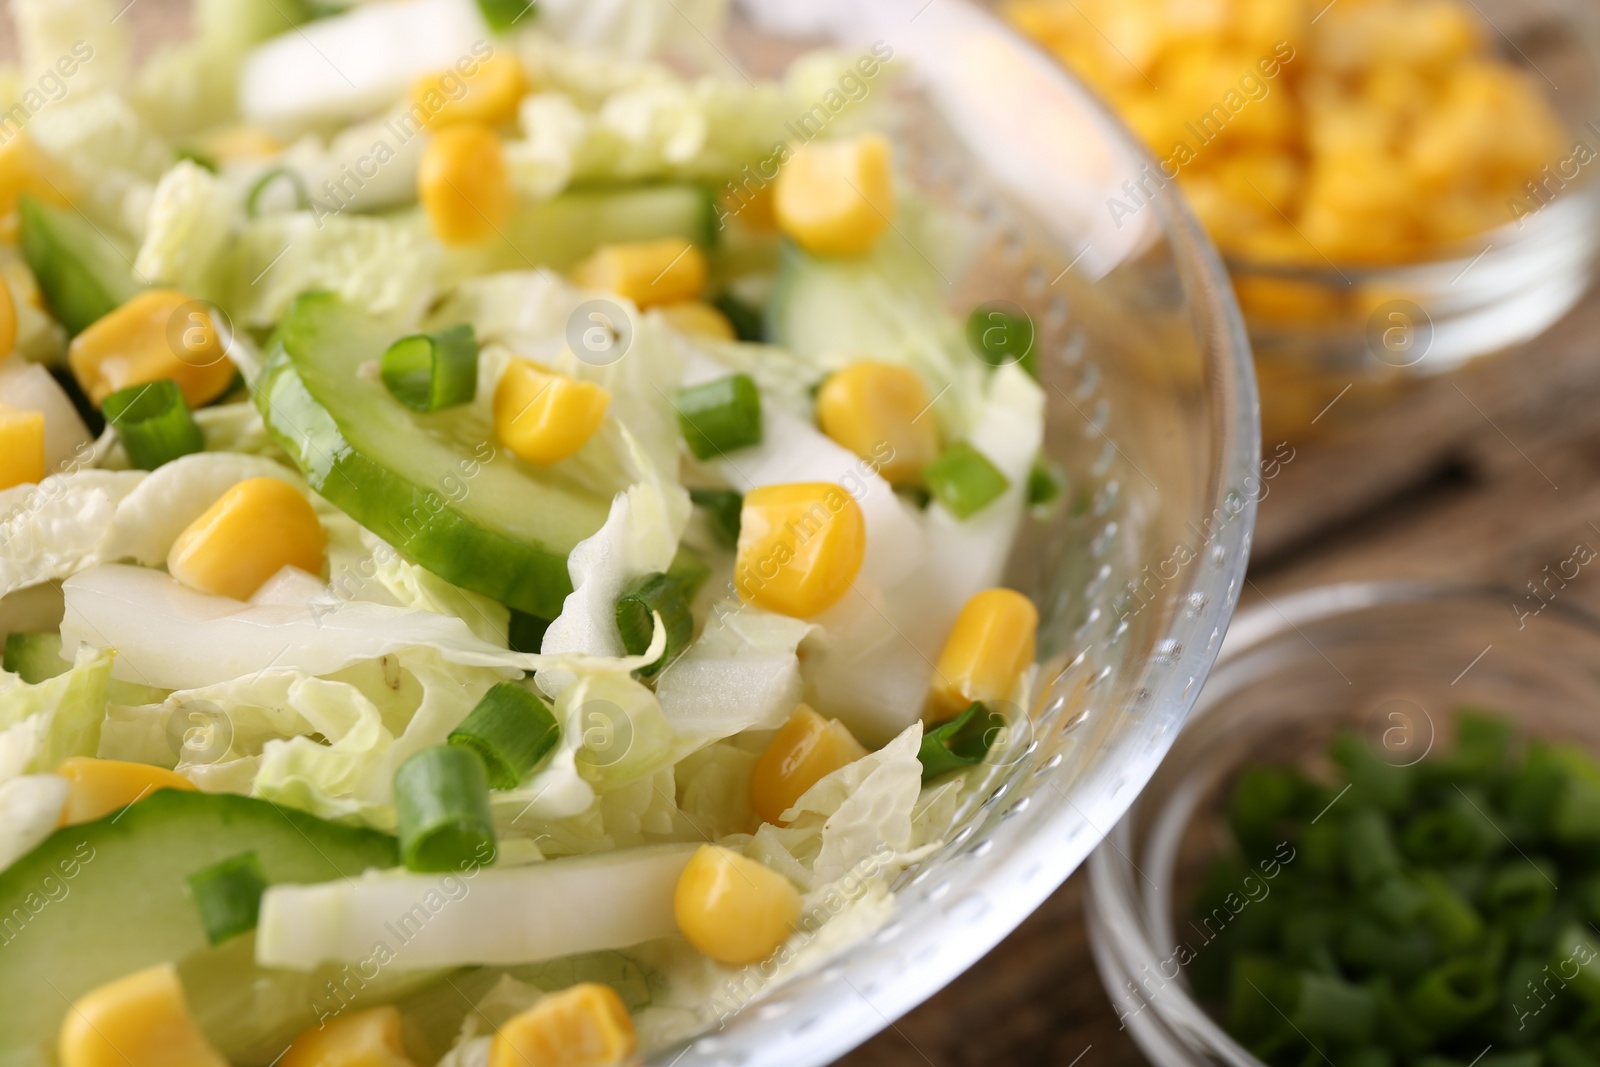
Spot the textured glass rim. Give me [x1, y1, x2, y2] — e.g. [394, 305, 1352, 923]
[653, 1, 1262, 1063]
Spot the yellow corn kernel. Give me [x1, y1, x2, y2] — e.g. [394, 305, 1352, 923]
[674, 845, 801, 965]
[67, 289, 234, 409]
[773, 134, 895, 256]
[750, 704, 867, 826]
[571, 238, 707, 310]
[419, 123, 511, 245]
[59, 963, 227, 1067]
[0, 133, 70, 244]
[195, 125, 283, 163]
[413, 53, 527, 129]
[281, 1006, 415, 1067]
[928, 587, 1039, 722]
[734, 482, 866, 619]
[0, 273, 15, 358]
[815, 362, 939, 485]
[490, 983, 636, 1067]
[656, 300, 735, 340]
[167, 478, 327, 601]
[0, 404, 45, 490]
[57, 757, 197, 826]
[494, 358, 610, 466]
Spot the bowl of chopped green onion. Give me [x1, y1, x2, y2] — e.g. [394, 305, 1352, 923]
[1087, 582, 1600, 1067]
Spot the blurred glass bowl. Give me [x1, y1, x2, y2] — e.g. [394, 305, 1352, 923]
[1085, 582, 1600, 1067]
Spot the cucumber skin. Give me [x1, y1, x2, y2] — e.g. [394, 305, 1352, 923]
[256, 292, 584, 620]
[18, 196, 141, 337]
[0, 790, 398, 1063]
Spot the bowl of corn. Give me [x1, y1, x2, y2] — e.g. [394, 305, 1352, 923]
[1004, 0, 1600, 442]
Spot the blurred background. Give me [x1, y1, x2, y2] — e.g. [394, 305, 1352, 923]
[8, 0, 1600, 1061]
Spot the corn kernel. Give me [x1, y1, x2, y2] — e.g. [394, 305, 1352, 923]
[0, 273, 15, 358]
[419, 123, 512, 245]
[774, 134, 896, 256]
[734, 482, 866, 619]
[571, 239, 707, 310]
[0, 133, 69, 244]
[494, 358, 610, 466]
[67, 289, 234, 409]
[281, 1006, 415, 1067]
[674, 845, 801, 965]
[0, 404, 45, 490]
[928, 588, 1039, 722]
[59, 963, 226, 1067]
[656, 300, 736, 340]
[490, 983, 636, 1067]
[167, 478, 327, 601]
[816, 362, 940, 485]
[750, 704, 867, 826]
[57, 758, 198, 826]
[413, 53, 527, 129]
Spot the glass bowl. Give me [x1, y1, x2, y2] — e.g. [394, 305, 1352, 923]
[111, 0, 1260, 1062]
[1084, 582, 1600, 1067]
[660, 1, 1259, 1063]
[987, 0, 1600, 445]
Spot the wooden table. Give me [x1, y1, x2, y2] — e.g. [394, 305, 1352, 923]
[839, 285, 1600, 1066]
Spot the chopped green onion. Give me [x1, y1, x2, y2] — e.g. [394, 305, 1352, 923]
[174, 147, 218, 173]
[688, 488, 742, 547]
[448, 682, 559, 790]
[186, 851, 267, 946]
[102, 380, 205, 471]
[244, 166, 310, 217]
[394, 746, 497, 872]
[924, 443, 1010, 519]
[1291, 972, 1376, 1042]
[1482, 860, 1556, 925]
[666, 548, 711, 603]
[1025, 458, 1066, 514]
[615, 572, 693, 678]
[675, 374, 762, 460]
[1340, 808, 1403, 888]
[476, 0, 534, 33]
[713, 291, 764, 342]
[917, 701, 1005, 782]
[381, 324, 479, 413]
[508, 610, 551, 655]
[1407, 957, 1495, 1032]
[965, 305, 1038, 379]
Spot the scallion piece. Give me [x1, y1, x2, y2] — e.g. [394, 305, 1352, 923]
[448, 682, 559, 790]
[186, 851, 267, 946]
[244, 166, 310, 217]
[675, 374, 762, 460]
[713, 292, 764, 342]
[924, 443, 1010, 519]
[965, 305, 1038, 379]
[615, 572, 693, 678]
[381, 324, 479, 413]
[476, 0, 534, 33]
[394, 746, 497, 872]
[918, 701, 1005, 782]
[689, 487, 742, 547]
[666, 548, 711, 603]
[102, 380, 205, 471]
[1025, 458, 1066, 513]
[1407, 957, 1495, 1032]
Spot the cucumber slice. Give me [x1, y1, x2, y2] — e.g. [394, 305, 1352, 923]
[18, 196, 142, 337]
[482, 184, 718, 273]
[0, 790, 401, 1063]
[4, 632, 170, 706]
[766, 236, 950, 361]
[255, 293, 611, 619]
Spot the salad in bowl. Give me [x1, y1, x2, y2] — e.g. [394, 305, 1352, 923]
[0, 0, 1061, 1063]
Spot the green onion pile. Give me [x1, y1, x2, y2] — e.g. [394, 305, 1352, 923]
[1190, 713, 1600, 1067]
